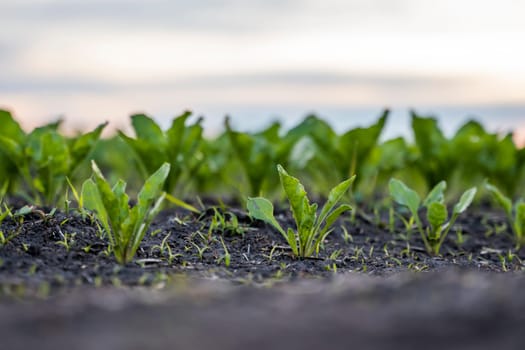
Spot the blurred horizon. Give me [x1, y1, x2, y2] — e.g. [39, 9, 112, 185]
[1, 0, 524, 140]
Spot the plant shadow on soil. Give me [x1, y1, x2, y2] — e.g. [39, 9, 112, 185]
[1, 202, 525, 349]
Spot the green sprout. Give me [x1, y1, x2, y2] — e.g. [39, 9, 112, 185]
[82, 161, 170, 264]
[201, 207, 245, 240]
[247, 164, 355, 258]
[389, 178, 477, 255]
[485, 182, 525, 249]
[216, 236, 231, 267]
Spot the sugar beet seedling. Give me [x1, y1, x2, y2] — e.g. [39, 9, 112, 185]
[485, 182, 525, 249]
[82, 161, 170, 264]
[247, 164, 355, 258]
[389, 178, 476, 255]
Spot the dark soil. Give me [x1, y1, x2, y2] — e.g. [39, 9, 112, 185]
[1, 202, 524, 349]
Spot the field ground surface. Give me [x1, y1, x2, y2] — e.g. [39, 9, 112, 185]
[1, 204, 524, 349]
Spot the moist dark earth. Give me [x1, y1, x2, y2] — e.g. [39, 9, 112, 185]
[1, 202, 525, 349]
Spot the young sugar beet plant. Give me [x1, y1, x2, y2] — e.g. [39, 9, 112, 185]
[389, 178, 477, 255]
[247, 165, 355, 258]
[118, 112, 203, 196]
[81, 161, 170, 264]
[485, 182, 525, 249]
[0, 110, 106, 205]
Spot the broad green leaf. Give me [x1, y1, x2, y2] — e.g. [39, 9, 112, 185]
[117, 131, 154, 178]
[423, 180, 447, 207]
[316, 175, 356, 233]
[40, 131, 70, 173]
[131, 192, 167, 257]
[112, 179, 130, 238]
[225, 118, 267, 195]
[0, 110, 26, 143]
[277, 164, 310, 228]
[299, 201, 317, 253]
[411, 113, 450, 186]
[146, 192, 167, 223]
[286, 115, 338, 152]
[514, 201, 525, 238]
[485, 183, 512, 217]
[166, 111, 192, 152]
[427, 202, 448, 231]
[453, 187, 477, 215]
[121, 205, 138, 249]
[289, 136, 317, 169]
[81, 179, 111, 243]
[389, 178, 421, 217]
[411, 113, 448, 158]
[134, 163, 170, 241]
[70, 122, 107, 164]
[0, 136, 24, 165]
[91, 160, 121, 230]
[339, 111, 388, 179]
[130, 114, 166, 149]
[314, 203, 353, 255]
[376, 137, 412, 171]
[0, 113, 28, 185]
[246, 197, 285, 237]
[137, 163, 170, 210]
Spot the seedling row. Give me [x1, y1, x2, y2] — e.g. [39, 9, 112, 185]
[0, 109, 524, 278]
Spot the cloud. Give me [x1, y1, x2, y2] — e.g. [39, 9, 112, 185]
[0, 0, 301, 33]
[0, 71, 474, 93]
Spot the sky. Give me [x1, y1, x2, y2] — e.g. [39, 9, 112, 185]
[0, 0, 524, 140]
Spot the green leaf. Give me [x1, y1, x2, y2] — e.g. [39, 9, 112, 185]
[514, 201, 525, 239]
[66, 177, 81, 207]
[134, 162, 170, 241]
[453, 187, 477, 215]
[423, 180, 447, 207]
[91, 161, 120, 229]
[315, 175, 355, 234]
[485, 183, 512, 217]
[338, 111, 388, 179]
[287, 228, 299, 256]
[0, 110, 26, 143]
[0, 136, 24, 165]
[427, 202, 448, 232]
[130, 114, 167, 149]
[225, 117, 273, 195]
[165, 193, 200, 213]
[166, 111, 192, 154]
[314, 203, 353, 255]
[40, 131, 70, 173]
[299, 202, 317, 254]
[131, 192, 167, 257]
[246, 197, 286, 237]
[81, 179, 111, 242]
[411, 113, 450, 186]
[112, 179, 130, 242]
[70, 122, 107, 164]
[389, 178, 421, 217]
[277, 164, 311, 230]
[289, 136, 317, 169]
[137, 162, 171, 209]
